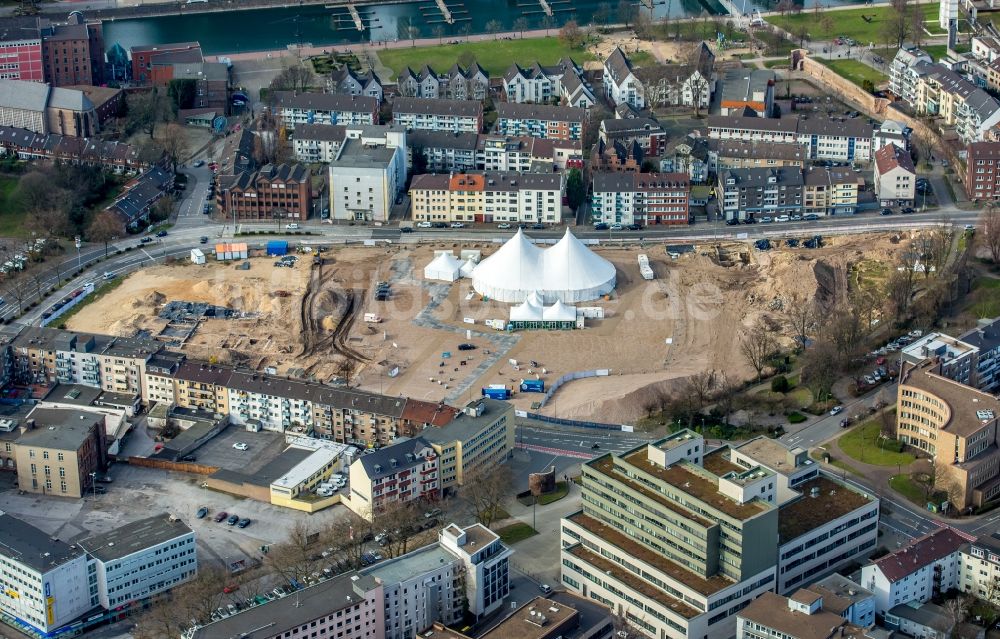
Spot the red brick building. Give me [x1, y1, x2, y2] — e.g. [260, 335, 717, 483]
[218, 163, 313, 221]
[590, 138, 643, 172]
[967, 141, 1000, 202]
[39, 14, 104, 87]
[129, 42, 202, 86]
[0, 36, 44, 82]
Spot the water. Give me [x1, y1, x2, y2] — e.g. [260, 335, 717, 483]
[103, 0, 729, 55]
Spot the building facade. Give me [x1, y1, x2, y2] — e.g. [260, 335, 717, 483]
[0, 35, 43, 82]
[599, 118, 667, 155]
[967, 141, 1000, 201]
[392, 97, 483, 133]
[397, 63, 489, 101]
[422, 399, 514, 489]
[495, 103, 586, 141]
[591, 172, 691, 226]
[409, 171, 564, 224]
[707, 114, 874, 162]
[271, 91, 379, 130]
[345, 436, 440, 520]
[218, 163, 312, 222]
[328, 125, 407, 222]
[12, 407, 107, 498]
[39, 15, 104, 87]
[874, 143, 916, 207]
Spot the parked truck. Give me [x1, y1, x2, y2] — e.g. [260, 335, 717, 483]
[481, 384, 513, 400]
[519, 379, 544, 393]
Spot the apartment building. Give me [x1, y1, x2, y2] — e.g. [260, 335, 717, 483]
[719, 68, 775, 117]
[960, 533, 1000, 604]
[291, 122, 346, 163]
[409, 171, 563, 224]
[717, 167, 861, 220]
[77, 513, 196, 609]
[807, 573, 876, 627]
[804, 167, 864, 216]
[874, 143, 916, 207]
[704, 438, 878, 594]
[495, 103, 586, 141]
[217, 163, 312, 221]
[591, 172, 691, 226]
[603, 47, 643, 108]
[438, 523, 512, 618]
[591, 138, 643, 172]
[708, 139, 807, 171]
[0, 513, 97, 635]
[503, 58, 596, 108]
[38, 14, 104, 87]
[874, 119, 912, 151]
[408, 130, 583, 173]
[422, 398, 514, 489]
[890, 47, 933, 104]
[330, 66, 383, 101]
[901, 318, 1000, 393]
[271, 91, 379, 130]
[707, 114, 874, 162]
[12, 407, 107, 498]
[560, 430, 778, 639]
[966, 140, 1000, 201]
[0, 33, 43, 82]
[895, 360, 1000, 510]
[328, 125, 407, 222]
[191, 571, 385, 639]
[392, 97, 483, 133]
[861, 527, 972, 614]
[604, 46, 711, 110]
[736, 590, 874, 639]
[345, 436, 440, 520]
[397, 63, 489, 101]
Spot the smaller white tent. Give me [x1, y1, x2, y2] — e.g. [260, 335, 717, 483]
[459, 258, 477, 278]
[543, 299, 577, 322]
[510, 291, 544, 322]
[424, 253, 463, 282]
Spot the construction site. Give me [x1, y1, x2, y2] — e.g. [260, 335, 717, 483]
[64, 232, 916, 423]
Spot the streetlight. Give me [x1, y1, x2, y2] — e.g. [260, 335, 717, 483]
[75, 236, 82, 269]
[89, 471, 97, 500]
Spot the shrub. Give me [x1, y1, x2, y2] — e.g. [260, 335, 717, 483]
[771, 375, 790, 393]
[788, 411, 807, 424]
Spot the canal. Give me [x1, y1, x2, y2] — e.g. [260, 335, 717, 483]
[103, 0, 730, 55]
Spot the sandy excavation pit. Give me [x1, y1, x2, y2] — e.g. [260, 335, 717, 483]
[65, 233, 912, 422]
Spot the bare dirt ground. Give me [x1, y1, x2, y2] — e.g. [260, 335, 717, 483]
[65, 234, 910, 422]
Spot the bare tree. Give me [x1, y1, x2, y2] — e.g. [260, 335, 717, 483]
[158, 122, 190, 172]
[87, 211, 125, 257]
[373, 501, 425, 558]
[513, 16, 529, 38]
[681, 370, 716, 428]
[5, 278, 34, 315]
[461, 464, 513, 528]
[944, 593, 971, 630]
[264, 520, 321, 586]
[715, 372, 739, 427]
[739, 322, 776, 382]
[558, 20, 585, 49]
[784, 292, 816, 347]
[270, 64, 315, 92]
[825, 310, 864, 363]
[885, 266, 917, 319]
[982, 203, 1000, 264]
[800, 339, 839, 402]
[132, 593, 184, 639]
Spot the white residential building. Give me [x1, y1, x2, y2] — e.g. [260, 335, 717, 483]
[502, 58, 597, 109]
[873, 120, 911, 151]
[603, 47, 644, 109]
[78, 513, 197, 609]
[0, 513, 97, 635]
[874, 143, 916, 207]
[291, 123, 346, 163]
[344, 436, 440, 520]
[438, 523, 512, 618]
[890, 47, 933, 104]
[808, 573, 876, 627]
[396, 63, 489, 101]
[707, 114, 875, 162]
[860, 527, 972, 614]
[271, 91, 378, 130]
[392, 97, 482, 133]
[328, 125, 407, 222]
[960, 534, 1000, 604]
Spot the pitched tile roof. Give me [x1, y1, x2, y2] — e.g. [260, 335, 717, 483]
[869, 527, 973, 582]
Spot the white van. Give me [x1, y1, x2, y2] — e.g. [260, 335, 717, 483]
[286, 223, 300, 230]
[363, 313, 382, 323]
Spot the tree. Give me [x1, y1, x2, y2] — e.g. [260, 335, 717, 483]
[87, 211, 124, 257]
[910, 5, 925, 46]
[513, 16, 529, 38]
[125, 89, 172, 138]
[739, 322, 776, 382]
[485, 19, 504, 38]
[784, 292, 816, 347]
[270, 65, 314, 92]
[457, 50, 476, 69]
[433, 24, 446, 43]
[372, 502, 425, 559]
[943, 593, 971, 630]
[264, 520, 321, 586]
[558, 19, 584, 49]
[885, 265, 917, 319]
[924, 226, 951, 276]
[982, 203, 1000, 264]
[681, 370, 716, 428]
[800, 339, 838, 402]
[565, 168, 585, 213]
[159, 122, 190, 173]
[461, 464, 512, 527]
[790, 21, 810, 48]
[881, 1, 911, 50]
[775, 0, 794, 15]
[167, 78, 197, 112]
[5, 277, 34, 315]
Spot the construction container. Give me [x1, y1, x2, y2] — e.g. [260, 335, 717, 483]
[481, 385, 513, 400]
[519, 379, 544, 393]
[266, 240, 289, 256]
[190, 249, 206, 265]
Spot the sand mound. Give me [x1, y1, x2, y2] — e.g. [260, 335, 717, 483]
[321, 316, 339, 331]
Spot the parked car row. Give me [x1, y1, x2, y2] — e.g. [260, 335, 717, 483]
[871, 329, 923, 356]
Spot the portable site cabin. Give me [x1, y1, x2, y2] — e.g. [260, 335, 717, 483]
[215, 242, 249, 261]
[190, 249, 206, 265]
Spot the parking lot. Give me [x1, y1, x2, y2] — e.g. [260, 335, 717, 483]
[191, 425, 288, 473]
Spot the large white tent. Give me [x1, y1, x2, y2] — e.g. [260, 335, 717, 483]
[424, 252, 463, 282]
[472, 229, 616, 303]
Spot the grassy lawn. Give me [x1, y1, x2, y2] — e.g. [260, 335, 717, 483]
[838, 420, 914, 467]
[763, 59, 788, 69]
[768, 5, 937, 46]
[890, 473, 928, 505]
[630, 50, 656, 67]
[971, 277, 1000, 319]
[819, 59, 888, 87]
[376, 37, 594, 80]
[0, 175, 27, 238]
[495, 522, 538, 545]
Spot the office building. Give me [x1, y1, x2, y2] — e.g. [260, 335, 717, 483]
[591, 172, 691, 226]
[344, 436, 440, 520]
[77, 513, 196, 608]
[873, 143, 916, 207]
[560, 430, 778, 639]
[900, 318, 1000, 393]
[218, 163, 312, 222]
[271, 91, 379, 130]
[421, 399, 514, 490]
[328, 125, 407, 222]
[495, 103, 586, 141]
[129, 42, 201, 86]
[392, 97, 483, 133]
[12, 407, 107, 498]
[0, 34, 43, 82]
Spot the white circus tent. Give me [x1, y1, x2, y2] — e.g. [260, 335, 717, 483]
[472, 228, 616, 303]
[424, 252, 463, 282]
[459, 258, 477, 278]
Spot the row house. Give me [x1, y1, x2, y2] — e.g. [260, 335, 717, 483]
[329, 66, 383, 102]
[591, 172, 690, 226]
[409, 171, 563, 224]
[602, 44, 715, 110]
[408, 130, 583, 173]
[392, 97, 483, 133]
[494, 102, 586, 141]
[502, 58, 596, 108]
[217, 163, 312, 221]
[873, 142, 916, 207]
[396, 62, 489, 101]
[271, 91, 379, 130]
[9, 326, 159, 398]
[0, 124, 160, 174]
[106, 166, 175, 228]
[708, 139, 808, 172]
[707, 113, 875, 162]
[967, 140, 1000, 201]
[599, 117, 667, 155]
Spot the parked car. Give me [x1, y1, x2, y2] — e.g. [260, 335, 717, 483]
[761, 216, 773, 223]
[531, 223, 545, 229]
[497, 222, 512, 229]
[286, 223, 300, 230]
[140, 237, 153, 244]
[449, 222, 465, 228]
[610, 223, 623, 231]
[200, 236, 209, 244]
[775, 215, 790, 222]
[196, 507, 209, 519]
[626, 223, 642, 231]
[416, 221, 432, 228]
[233, 442, 249, 451]
[425, 508, 442, 519]
[829, 405, 843, 416]
[237, 518, 252, 528]
[223, 584, 239, 594]
[593, 222, 609, 230]
[880, 208, 893, 216]
[457, 343, 476, 351]
[227, 514, 240, 526]
[539, 584, 552, 594]
[399, 226, 413, 233]
[193, 160, 205, 167]
[901, 207, 915, 214]
[803, 214, 820, 221]
[156, 230, 168, 237]
[214, 511, 229, 522]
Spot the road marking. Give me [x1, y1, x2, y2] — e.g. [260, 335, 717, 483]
[517, 443, 593, 460]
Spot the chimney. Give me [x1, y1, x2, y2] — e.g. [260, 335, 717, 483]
[20, 419, 35, 435]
